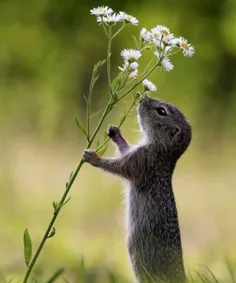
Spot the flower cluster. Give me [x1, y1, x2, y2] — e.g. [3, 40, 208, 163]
[90, 6, 138, 25]
[118, 24, 194, 77]
[139, 25, 195, 71]
[90, 6, 195, 93]
[118, 49, 142, 78]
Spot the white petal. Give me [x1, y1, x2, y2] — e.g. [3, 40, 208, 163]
[140, 28, 151, 41]
[129, 69, 138, 78]
[142, 79, 157, 92]
[162, 58, 174, 71]
[90, 6, 113, 16]
[129, 62, 139, 70]
[119, 11, 139, 25]
[121, 49, 142, 61]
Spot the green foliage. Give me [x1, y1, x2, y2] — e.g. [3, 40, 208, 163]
[23, 229, 32, 267]
[1, 0, 236, 282]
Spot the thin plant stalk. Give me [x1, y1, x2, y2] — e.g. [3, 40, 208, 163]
[95, 92, 141, 153]
[22, 60, 159, 283]
[107, 26, 113, 96]
[22, 12, 191, 281]
[116, 61, 160, 103]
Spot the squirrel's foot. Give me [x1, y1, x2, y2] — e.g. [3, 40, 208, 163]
[107, 125, 121, 142]
[83, 149, 101, 167]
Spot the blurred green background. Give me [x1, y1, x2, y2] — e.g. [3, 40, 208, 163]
[1, 0, 236, 282]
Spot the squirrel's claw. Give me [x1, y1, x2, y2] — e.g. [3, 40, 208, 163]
[83, 149, 100, 166]
[107, 125, 121, 139]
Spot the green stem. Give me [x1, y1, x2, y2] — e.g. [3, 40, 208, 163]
[23, 97, 114, 283]
[22, 159, 84, 283]
[96, 92, 141, 152]
[22, 59, 157, 282]
[101, 23, 109, 38]
[124, 56, 156, 89]
[112, 23, 126, 39]
[107, 27, 112, 96]
[116, 62, 160, 103]
[23, 33, 116, 283]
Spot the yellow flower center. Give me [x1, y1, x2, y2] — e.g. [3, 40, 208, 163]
[181, 42, 189, 50]
[161, 30, 169, 36]
[127, 15, 132, 21]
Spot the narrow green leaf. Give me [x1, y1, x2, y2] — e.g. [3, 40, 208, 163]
[47, 227, 56, 239]
[83, 94, 88, 103]
[195, 272, 211, 283]
[90, 109, 102, 119]
[62, 196, 72, 207]
[199, 265, 220, 283]
[134, 91, 141, 100]
[52, 201, 58, 211]
[132, 35, 139, 49]
[69, 171, 73, 181]
[75, 117, 88, 140]
[97, 142, 108, 157]
[46, 267, 64, 283]
[97, 58, 107, 68]
[23, 228, 32, 267]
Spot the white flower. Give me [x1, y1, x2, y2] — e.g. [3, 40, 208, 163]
[97, 13, 123, 24]
[162, 33, 175, 44]
[151, 25, 170, 40]
[129, 61, 139, 70]
[168, 37, 180, 46]
[154, 51, 174, 71]
[90, 6, 113, 16]
[152, 38, 165, 49]
[140, 28, 151, 41]
[119, 12, 139, 25]
[161, 58, 174, 71]
[153, 25, 170, 36]
[163, 46, 172, 56]
[154, 50, 161, 60]
[178, 37, 195, 57]
[118, 61, 139, 72]
[129, 69, 138, 78]
[142, 79, 157, 92]
[121, 49, 142, 61]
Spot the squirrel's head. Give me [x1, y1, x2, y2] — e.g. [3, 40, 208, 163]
[138, 96, 191, 159]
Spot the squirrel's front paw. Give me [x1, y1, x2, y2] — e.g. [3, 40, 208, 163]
[83, 149, 101, 167]
[107, 125, 121, 141]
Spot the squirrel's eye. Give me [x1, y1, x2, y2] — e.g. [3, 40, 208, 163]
[156, 107, 167, 116]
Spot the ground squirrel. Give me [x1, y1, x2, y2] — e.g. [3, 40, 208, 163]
[83, 96, 192, 283]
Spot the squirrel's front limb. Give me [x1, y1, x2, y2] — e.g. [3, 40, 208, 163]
[83, 149, 129, 179]
[107, 125, 130, 154]
[83, 147, 147, 181]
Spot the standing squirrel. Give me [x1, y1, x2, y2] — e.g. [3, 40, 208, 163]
[83, 96, 192, 283]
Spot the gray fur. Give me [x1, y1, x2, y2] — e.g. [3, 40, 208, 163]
[83, 97, 192, 283]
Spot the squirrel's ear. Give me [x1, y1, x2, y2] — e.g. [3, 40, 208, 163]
[170, 126, 181, 143]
